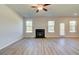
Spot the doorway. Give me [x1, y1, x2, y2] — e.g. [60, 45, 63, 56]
[60, 23, 65, 37]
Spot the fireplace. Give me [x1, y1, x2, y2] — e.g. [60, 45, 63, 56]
[35, 29, 45, 38]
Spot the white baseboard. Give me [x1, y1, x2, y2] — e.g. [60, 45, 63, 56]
[0, 35, 23, 50]
[23, 36, 79, 38]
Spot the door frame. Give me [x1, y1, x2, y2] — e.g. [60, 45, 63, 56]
[59, 23, 65, 37]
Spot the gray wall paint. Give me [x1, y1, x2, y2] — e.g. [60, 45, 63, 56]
[23, 16, 79, 38]
[0, 5, 23, 49]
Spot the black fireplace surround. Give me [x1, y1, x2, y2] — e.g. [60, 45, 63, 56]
[35, 29, 45, 38]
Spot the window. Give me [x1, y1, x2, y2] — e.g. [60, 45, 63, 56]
[48, 21, 55, 32]
[26, 20, 32, 33]
[69, 21, 76, 32]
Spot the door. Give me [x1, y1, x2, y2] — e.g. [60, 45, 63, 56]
[60, 23, 65, 37]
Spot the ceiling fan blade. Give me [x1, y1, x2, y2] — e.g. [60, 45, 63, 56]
[36, 10, 39, 13]
[43, 8, 47, 11]
[43, 4, 51, 6]
[31, 6, 37, 8]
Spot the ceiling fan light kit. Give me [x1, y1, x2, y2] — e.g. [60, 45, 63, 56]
[31, 4, 51, 13]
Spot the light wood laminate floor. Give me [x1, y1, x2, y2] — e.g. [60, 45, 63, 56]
[0, 38, 79, 55]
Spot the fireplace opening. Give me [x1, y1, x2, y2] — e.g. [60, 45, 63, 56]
[35, 29, 45, 38]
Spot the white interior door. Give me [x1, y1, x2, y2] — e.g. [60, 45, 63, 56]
[60, 23, 65, 37]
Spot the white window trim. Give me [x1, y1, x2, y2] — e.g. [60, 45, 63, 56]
[26, 20, 32, 33]
[69, 21, 76, 32]
[48, 21, 55, 33]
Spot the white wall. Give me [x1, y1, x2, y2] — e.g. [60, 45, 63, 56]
[0, 5, 23, 50]
[23, 16, 79, 38]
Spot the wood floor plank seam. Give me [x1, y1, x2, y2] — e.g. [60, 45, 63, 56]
[0, 38, 79, 55]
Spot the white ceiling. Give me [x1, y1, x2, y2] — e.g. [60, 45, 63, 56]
[6, 4, 79, 17]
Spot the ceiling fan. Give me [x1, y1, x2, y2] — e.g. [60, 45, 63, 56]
[31, 4, 51, 13]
